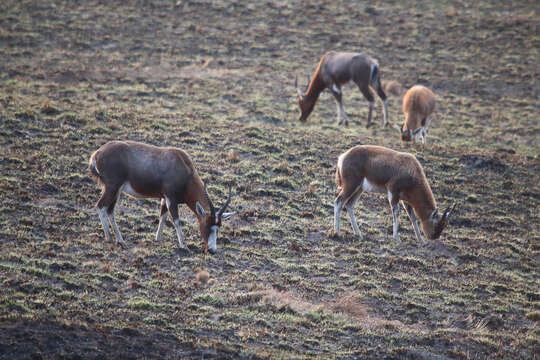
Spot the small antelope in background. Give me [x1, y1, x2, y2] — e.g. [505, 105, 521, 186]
[334, 145, 455, 243]
[295, 51, 389, 127]
[89, 141, 234, 254]
[397, 85, 436, 144]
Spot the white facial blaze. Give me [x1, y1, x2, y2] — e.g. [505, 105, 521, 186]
[208, 225, 218, 252]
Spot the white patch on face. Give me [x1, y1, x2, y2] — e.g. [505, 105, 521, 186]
[208, 225, 218, 252]
[362, 178, 383, 193]
[121, 182, 146, 199]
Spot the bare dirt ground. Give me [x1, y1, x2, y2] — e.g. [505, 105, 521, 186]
[0, 0, 538, 358]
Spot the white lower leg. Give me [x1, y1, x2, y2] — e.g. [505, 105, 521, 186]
[173, 219, 185, 248]
[108, 212, 125, 246]
[367, 101, 375, 125]
[403, 202, 424, 243]
[346, 203, 361, 236]
[335, 101, 342, 124]
[382, 99, 388, 126]
[155, 213, 167, 243]
[334, 199, 343, 232]
[392, 204, 400, 243]
[98, 207, 113, 244]
[411, 218, 424, 244]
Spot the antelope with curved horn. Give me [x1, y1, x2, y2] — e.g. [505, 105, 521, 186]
[334, 145, 456, 243]
[295, 51, 389, 127]
[89, 140, 235, 254]
[396, 85, 436, 144]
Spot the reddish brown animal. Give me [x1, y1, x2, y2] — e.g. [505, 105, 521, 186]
[397, 85, 436, 144]
[334, 145, 455, 243]
[89, 141, 234, 254]
[295, 51, 389, 127]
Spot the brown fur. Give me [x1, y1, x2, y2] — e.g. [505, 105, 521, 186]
[336, 145, 452, 240]
[89, 140, 231, 253]
[296, 51, 388, 126]
[383, 80, 404, 97]
[401, 85, 436, 141]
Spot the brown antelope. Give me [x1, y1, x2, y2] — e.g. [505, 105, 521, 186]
[89, 141, 234, 254]
[397, 85, 436, 144]
[334, 145, 455, 243]
[295, 51, 389, 127]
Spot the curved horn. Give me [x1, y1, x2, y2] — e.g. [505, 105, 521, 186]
[203, 183, 216, 216]
[442, 203, 457, 221]
[217, 186, 232, 217]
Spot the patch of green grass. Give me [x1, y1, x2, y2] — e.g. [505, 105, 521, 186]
[194, 294, 225, 308]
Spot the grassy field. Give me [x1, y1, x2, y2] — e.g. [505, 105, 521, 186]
[0, 0, 538, 358]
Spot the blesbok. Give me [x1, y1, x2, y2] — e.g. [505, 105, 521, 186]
[295, 51, 389, 127]
[396, 85, 436, 144]
[89, 140, 234, 254]
[334, 145, 455, 243]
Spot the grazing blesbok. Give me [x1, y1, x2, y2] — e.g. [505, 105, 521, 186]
[89, 140, 234, 254]
[334, 145, 455, 243]
[295, 51, 389, 127]
[396, 85, 436, 144]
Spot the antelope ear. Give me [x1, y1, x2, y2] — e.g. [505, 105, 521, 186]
[412, 127, 423, 135]
[196, 202, 206, 218]
[221, 212, 235, 220]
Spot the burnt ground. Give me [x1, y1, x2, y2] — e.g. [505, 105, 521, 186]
[0, 0, 539, 359]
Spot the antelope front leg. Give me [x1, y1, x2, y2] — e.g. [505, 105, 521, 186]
[172, 218, 185, 248]
[402, 201, 424, 244]
[388, 191, 400, 243]
[331, 84, 348, 126]
[165, 196, 186, 248]
[155, 198, 167, 243]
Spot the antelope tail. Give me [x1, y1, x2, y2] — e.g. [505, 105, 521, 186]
[89, 155, 100, 179]
[370, 62, 379, 88]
